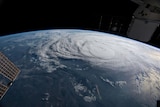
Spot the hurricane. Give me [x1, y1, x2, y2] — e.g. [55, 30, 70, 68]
[26, 30, 160, 73]
[1, 29, 160, 107]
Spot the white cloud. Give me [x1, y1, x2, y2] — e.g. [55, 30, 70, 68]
[74, 83, 87, 93]
[83, 95, 96, 102]
[72, 78, 97, 103]
[100, 76, 127, 88]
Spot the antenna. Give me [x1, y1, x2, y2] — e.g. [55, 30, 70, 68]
[99, 15, 103, 30]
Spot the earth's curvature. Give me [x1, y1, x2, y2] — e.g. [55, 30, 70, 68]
[0, 29, 160, 107]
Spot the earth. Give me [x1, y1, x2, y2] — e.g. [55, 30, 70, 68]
[0, 29, 160, 107]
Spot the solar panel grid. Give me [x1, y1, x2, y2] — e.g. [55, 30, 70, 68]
[0, 52, 20, 100]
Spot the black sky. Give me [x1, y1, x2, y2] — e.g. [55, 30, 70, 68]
[2, 0, 160, 48]
[0, 0, 139, 36]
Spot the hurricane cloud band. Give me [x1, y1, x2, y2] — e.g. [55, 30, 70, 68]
[28, 30, 160, 72]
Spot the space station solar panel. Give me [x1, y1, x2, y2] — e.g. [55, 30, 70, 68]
[0, 52, 20, 81]
[0, 52, 20, 100]
[0, 83, 8, 99]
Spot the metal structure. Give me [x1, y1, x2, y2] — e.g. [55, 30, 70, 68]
[0, 52, 20, 100]
[127, 0, 160, 42]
